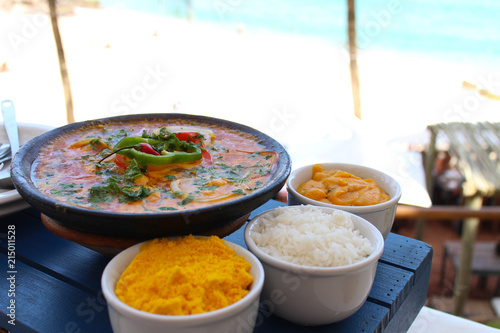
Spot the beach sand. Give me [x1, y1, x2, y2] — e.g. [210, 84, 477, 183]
[1, 4, 500, 206]
[2, 5, 499, 132]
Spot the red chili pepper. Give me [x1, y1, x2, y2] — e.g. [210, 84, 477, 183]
[138, 142, 160, 155]
[175, 132, 212, 164]
[201, 147, 212, 165]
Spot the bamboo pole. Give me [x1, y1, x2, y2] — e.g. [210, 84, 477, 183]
[396, 204, 500, 220]
[348, 0, 362, 120]
[48, 0, 75, 124]
[414, 128, 438, 239]
[453, 196, 482, 316]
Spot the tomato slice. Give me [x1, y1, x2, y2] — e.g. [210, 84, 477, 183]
[175, 132, 212, 165]
[114, 154, 130, 169]
[175, 132, 200, 144]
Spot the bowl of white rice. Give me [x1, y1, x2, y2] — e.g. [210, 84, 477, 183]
[244, 205, 384, 326]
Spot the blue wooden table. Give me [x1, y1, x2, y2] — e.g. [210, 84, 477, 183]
[0, 200, 432, 333]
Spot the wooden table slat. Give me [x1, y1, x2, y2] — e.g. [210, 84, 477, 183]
[0, 201, 432, 332]
[368, 262, 413, 315]
[248, 200, 286, 219]
[380, 233, 433, 276]
[383, 246, 432, 333]
[0, 210, 109, 294]
[0, 253, 112, 333]
[253, 300, 390, 333]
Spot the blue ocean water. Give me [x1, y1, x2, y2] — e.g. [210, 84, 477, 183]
[100, 0, 500, 68]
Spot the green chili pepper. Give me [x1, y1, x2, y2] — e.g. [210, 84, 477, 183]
[112, 136, 202, 166]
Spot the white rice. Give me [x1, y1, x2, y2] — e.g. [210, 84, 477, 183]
[249, 205, 373, 267]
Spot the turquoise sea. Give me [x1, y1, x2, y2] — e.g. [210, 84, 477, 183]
[100, 0, 500, 68]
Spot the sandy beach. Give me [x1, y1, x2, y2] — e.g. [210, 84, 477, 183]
[1, 4, 500, 205]
[2, 5, 500, 130]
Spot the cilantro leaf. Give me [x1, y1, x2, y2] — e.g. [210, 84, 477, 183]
[178, 195, 194, 206]
[123, 159, 144, 181]
[50, 182, 83, 197]
[89, 177, 121, 203]
[232, 189, 246, 196]
[118, 185, 152, 202]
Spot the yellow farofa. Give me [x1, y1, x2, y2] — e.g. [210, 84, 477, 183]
[115, 235, 253, 315]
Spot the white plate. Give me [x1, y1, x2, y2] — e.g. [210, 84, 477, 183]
[0, 122, 55, 217]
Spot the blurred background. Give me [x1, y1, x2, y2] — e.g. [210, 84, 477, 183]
[1, 0, 500, 328]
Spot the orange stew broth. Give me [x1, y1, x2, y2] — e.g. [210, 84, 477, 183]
[32, 121, 277, 213]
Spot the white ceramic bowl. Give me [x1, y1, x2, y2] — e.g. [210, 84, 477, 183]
[0, 122, 54, 217]
[101, 237, 265, 333]
[244, 205, 384, 326]
[286, 163, 402, 239]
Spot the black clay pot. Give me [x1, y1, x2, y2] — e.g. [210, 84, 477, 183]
[11, 114, 291, 237]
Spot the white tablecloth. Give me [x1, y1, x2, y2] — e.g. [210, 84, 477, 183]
[408, 306, 499, 332]
[285, 116, 432, 208]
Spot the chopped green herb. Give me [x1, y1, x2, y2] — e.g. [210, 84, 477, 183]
[88, 174, 151, 203]
[247, 181, 264, 191]
[90, 138, 103, 149]
[118, 185, 152, 202]
[97, 148, 113, 159]
[159, 207, 178, 211]
[254, 166, 271, 175]
[173, 190, 185, 198]
[89, 177, 121, 203]
[178, 195, 194, 206]
[232, 189, 246, 196]
[199, 184, 219, 191]
[123, 159, 145, 181]
[105, 129, 130, 145]
[50, 182, 83, 197]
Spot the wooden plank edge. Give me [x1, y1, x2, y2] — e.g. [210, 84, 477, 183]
[0, 213, 108, 295]
[380, 234, 434, 279]
[253, 299, 389, 333]
[367, 262, 414, 316]
[396, 204, 500, 220]
[381, 248, 432, 333]
[0, 253, 112, 333]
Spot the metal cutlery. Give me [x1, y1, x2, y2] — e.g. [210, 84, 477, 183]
[0, 143, 10, 159]
[1, 100, 19, 157]
[0, 100, 19, 188]
[0, 153, 12, 165]
[0, 144, 11, 171]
